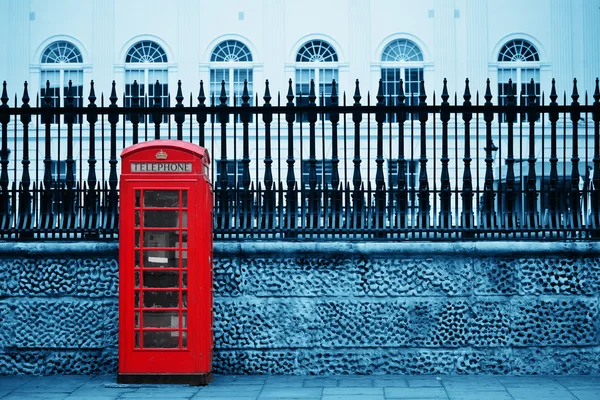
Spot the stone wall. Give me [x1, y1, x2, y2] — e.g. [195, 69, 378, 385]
[0, 241, 599, 375]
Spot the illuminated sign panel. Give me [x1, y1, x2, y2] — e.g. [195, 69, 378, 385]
[131, 163, 193, 173]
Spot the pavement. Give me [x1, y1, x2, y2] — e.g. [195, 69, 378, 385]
[1, 375, 600, 400]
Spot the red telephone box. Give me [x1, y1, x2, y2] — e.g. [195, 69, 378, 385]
[118, 140, 213, 385]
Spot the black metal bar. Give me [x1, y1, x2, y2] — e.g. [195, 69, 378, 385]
[18, 82, 32, 236]
[131, 80, 140, 144]
[107, 81, 119, 232]
[439, 78, 451, 228]
[0, 82, 10, 231]
[62, 80, 76, 229]
[374, 79, 386, 236]
[524, 79, 539, 228]
[352, 80, 363, 228]
[461, 79, 474, 237]
[240, 79, 252, 229]
[285, 79, 297, 235]
[592, 78, 600, 236]
[217, 80, 229, 230]
[569, 79, 581, 230]
[396, 79, 407, 229]
[481, 79, 496, 228]
[306, 79, 319, 228]
[175, 80, 185, 141]
[329, 80, 341, 229]
[548, 79, 560, 229]
[417, 80, 429, 229]
[262, 80, 274, 229]
[196, 81, 206, 147]
[152, 80, 161, 140]
[85, 81, 98, 233]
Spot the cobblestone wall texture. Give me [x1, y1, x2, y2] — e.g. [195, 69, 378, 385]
[1, 243, 599, 375]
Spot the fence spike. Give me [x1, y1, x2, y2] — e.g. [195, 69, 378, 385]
[591, 78, 600, 235]
[417, 80, 430, 229]
[461, 79, 474, 236]
[439, 78, 452, 228]
[196, 80, 206, 147]
[569, 78, 582, 229]
[0, 81, 10, 227]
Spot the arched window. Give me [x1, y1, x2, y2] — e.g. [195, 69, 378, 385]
[40, 40, 84, 123]
[209, 40, 254, 121]
[380, 39, 424, 121]
[295, 40, 339, 121]
[497, 39, 540, 122]
[124, 40, 169, 123]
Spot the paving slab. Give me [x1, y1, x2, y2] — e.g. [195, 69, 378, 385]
[568, 390, 600, 400]
[257, 387, 323, 398]
[446, 390, 513, 400]
[373, 378, 408, 387]
[385, 387, 448, 399]
[322, 395, 384, 400]
[322, 387, 383, 395]
[302, 378, 338, 388]
[506, 387, 578, 400]
[405, 377, 444, 387]
[263, 376, 306, 387]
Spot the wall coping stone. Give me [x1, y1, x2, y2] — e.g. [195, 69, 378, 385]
[0, 240, 599, 257]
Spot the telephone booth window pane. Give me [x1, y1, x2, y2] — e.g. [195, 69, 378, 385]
[135, 190, 141, 207]
[143, 249, 179, 268]
[182, 331, 187, 348]
[143, 231, 183, 249]
[135, 232, 140, 247]
[134, 271, 140, 287]
[143, 270, 180, 288]
[135, 331, 140, 348]
[182, 272, 187, 288]
[143, 331, 178, 348]
[134, 311, 140, 327]
[143, 290, 179, 308]
[135, 211, 140, 227]
[182, 191, 188, 207]
[143, 210, 180, 228]
[144, 190, 179, 208]
[143, 311, 180, 328]
[182, 311, 187, 328]
[134, 251, 140, 267]
[182, 291, 187, 307]
[134, 292, 140, 308]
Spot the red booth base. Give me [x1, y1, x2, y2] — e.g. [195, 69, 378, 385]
[117, 372, 213, 386]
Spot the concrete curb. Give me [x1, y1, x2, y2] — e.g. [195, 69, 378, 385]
[0, 240, 599, 257]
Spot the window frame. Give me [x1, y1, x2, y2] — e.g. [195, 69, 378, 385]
[124, 41, 170, 124]
[209, 40, 255, 123]
[39, 41, 84, 124]
[379, 39, 426, 122]
[294, 40, 340, 122]
[496, 39, 542, 123]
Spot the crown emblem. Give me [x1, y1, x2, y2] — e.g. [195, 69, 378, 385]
[155, 150, 168, 160]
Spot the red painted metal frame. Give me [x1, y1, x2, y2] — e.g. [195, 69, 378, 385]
[119, 140, 213, 378]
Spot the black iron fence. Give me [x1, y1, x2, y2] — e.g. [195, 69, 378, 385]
[0, 77, 599, 240]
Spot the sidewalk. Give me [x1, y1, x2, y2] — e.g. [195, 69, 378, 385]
[1, 374, 599, 400]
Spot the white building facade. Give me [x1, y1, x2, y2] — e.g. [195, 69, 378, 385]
[1, 0, 599, 104]
[0, 0, 599, 211]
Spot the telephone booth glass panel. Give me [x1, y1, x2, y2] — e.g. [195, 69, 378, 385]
[134, 188, 189, 350]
